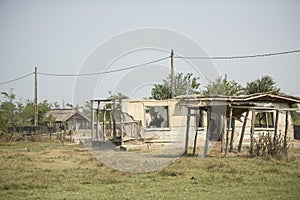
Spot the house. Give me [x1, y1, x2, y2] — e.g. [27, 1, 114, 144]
[90, 93, 300, 155]
[46, 109, 90, 130]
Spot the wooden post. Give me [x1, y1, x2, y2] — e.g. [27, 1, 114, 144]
[193, 108, 200, 155]
[284, 111, 289, 153]
[204, 109, 211, 157]
[90, 100, 94, 143]
[95, 101, 100, 141]
[250, 109, 255, 155]
[273, 110, 279, 143]
[34, 67, 38, 127]
[103, 106, 106, 141]
[171, 49, 175, 98]
[221, 115, 226, 154]
[112, 99, 117, 142]
[229, 118, 235, 152]
[225, 106, 233, 157]
[238, 110, 249, 153]
[184, 108, 191, 155]
[120, 112, 124, 146]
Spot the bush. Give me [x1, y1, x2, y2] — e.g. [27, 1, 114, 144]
[253, 132, 289, 159]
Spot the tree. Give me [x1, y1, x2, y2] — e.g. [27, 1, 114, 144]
[52, 102, 60, 109]
[151, 73, 200, 100]
[0, 89, 17, 130]
[203, 75, 244, 96]
[108, 91, 129, 100]
[244, 75, 280, 95]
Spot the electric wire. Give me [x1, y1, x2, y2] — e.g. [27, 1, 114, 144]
[174, 49, 300, 60]
[0, 72, 34, 86]
[1, 49, 300, 85]
[38, 55, 171, 77]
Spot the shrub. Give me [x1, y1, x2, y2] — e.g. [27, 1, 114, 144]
[253, 132, 289, 159]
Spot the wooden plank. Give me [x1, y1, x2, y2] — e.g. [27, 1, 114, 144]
[229, 118, 235, 152]
[221, 115, 226, 154]
[184, 108, 191, 155]
[193, 109, 200, 155]
[204, 109, 211, 157]
[273, 110, 279, 143]
[238, 110, 249, 152]
[225, 107, 233, 157]
[91, 101, 94, 141]
[284, 111, 288, 154]
[250, 110, 255, 155]
[103, 107, 106, 141]
[95, 101, 100, 141]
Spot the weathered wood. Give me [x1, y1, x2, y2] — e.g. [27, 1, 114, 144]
[229, 118, 235, 152]
[193, 109, 200, 155]
[250, 110, 255, 155]
[121, 113, 124, 146]
[184, 108, 191, 155]
[273, 110, 279, 143]
[284, 111, 289, 153]
[225, 106, 233, 157]
[91, 100, 94, 141]
[103, 107, 106, 141]
[238, 110, 249, 152]
[204, 109, 211, 157]
[95, 101, 100, 141]
[112, 100, 117, 142]
[221, 115, 226, 154]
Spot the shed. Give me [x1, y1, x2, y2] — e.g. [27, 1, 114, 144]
[177, 92, 300, 156]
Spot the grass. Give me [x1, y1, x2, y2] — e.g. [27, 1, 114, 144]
[0, 138, 300, 200]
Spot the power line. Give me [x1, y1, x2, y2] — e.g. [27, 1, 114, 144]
[174, 49, 300, 60]
[39, 56, 171, 77]
[0, 72, 34, 86]
[1, 49, 300, 85]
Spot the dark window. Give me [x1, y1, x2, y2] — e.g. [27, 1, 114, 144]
[145, 106, 169, 129]
[254, 112, 274, 128]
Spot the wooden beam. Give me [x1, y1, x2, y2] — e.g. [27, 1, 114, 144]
[221, 115, 226, 154]
[204, 109, 211, 157]
[193, 109, 200, 155]
[112, 100, 117, 142]
[91, 101, 94, 142]
[273, 110, 279, 144]
[184, 108, 191, 155]
[103, 106, 106, 141]
[229, 118, 235, 152]
[238, 110, 249, 152]
[95, 101, 100, 141]
[284, 111, 289, 154]
[225, 106, 233, 157]
[250, 109, 255, 155]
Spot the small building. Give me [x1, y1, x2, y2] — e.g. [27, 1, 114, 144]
[46, 109, 90, 130]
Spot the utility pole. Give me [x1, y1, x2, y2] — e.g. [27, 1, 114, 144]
[34, 67, 38, 127]
[171, 49, 175, 98]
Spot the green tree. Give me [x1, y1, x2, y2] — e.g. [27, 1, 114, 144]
[0, 90, 17, 131]
[108, 91, 129, 99]
[203, 75, 244, 96]
[151, 73, 201, 100]
[37, 100, 51, 126]
[244, 75, 280, 95]
[52, 102, 60, 109]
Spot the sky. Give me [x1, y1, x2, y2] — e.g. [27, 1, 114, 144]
[0, 0, 300, 106]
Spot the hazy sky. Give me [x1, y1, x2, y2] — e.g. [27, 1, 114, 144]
[0, 0, 300, 106]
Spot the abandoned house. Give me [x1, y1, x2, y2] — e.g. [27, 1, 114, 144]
[46, 109, 90, 130]
[90, 93, 300, 155]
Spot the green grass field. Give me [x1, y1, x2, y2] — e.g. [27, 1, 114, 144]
[0, 139, 299, 200]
